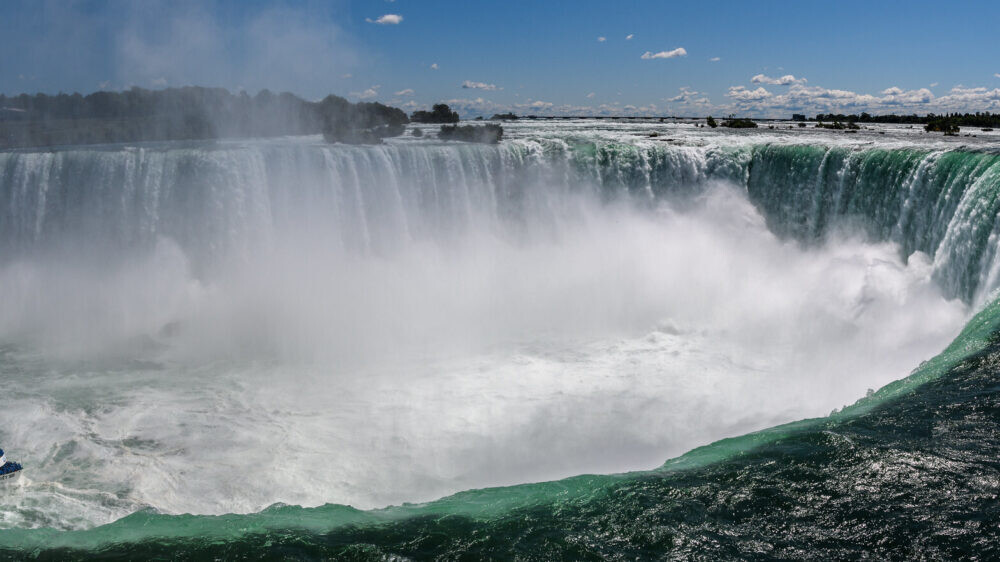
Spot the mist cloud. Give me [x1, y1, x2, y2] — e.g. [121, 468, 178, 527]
[2, 1, 361, 99]
[117, 3, 360, 98]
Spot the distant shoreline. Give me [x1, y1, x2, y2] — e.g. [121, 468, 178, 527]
[4, 86, 999, 149]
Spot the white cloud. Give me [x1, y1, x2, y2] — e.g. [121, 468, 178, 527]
[462, 80, 499, 91]
[880, 86, 933, 104]
[151, 77, 167, 86]
[994, 73, 1000, 78]
[351, 85, 380, 99]
[366, 14, 402, 24]
[394, 88, 414, 96]
[950, 86, 987, 94]
[430, 63, 439, 70]
[98, 80, 112, 90]
[930, 82, 939, 87]
[709, 57, 720, 62]
[937, 86, 1000, 109]
[666, 87, 700, 103]
[597, 36, 606, 42]
[727, 86, 772, 101]
[641, 47, 687, 60]
[586, 92, 596, 98]
[751, 74, 807, 85]
[625, 34, 634, 40]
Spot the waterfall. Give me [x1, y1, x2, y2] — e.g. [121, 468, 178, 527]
[2, 138, 1000, 300]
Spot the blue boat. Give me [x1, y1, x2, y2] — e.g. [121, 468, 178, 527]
[0, 448, 23, 482]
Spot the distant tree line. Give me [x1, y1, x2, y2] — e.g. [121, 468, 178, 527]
[815, 121, 860, 130]
[0, 86, 409, 148]
[811, 111, 1000, 128]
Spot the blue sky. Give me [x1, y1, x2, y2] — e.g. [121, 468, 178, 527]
[3, 0, 1000, 117]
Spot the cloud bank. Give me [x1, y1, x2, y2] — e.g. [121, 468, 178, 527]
[722, 82, 1000, 116]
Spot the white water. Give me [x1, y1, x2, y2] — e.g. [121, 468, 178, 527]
[0, 129, 971, 530]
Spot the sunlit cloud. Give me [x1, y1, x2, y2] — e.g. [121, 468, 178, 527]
[394, 88, 414, 96]
[597, 36, 606, 42]
[641, 48, 687, 60]
[351, 85, 380, 99]
[727, 86, 772, 101]
[462, 80, 499, 91]
[751, 74, 807, 85]
[625, 34, 634, 40]
[666, 87, 700, 103]
[366, 14, 402, 24]
[709, 57, 721, 62]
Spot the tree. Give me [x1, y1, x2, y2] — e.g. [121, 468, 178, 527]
[706, 115, 718, 128]
[924, 118, 960, 135]
[720, 115, 757, 128]
[410, 103, 460, 123]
